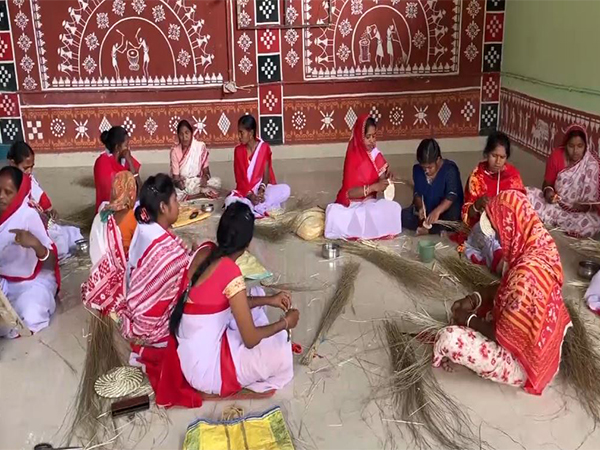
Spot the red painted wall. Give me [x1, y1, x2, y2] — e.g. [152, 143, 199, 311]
[0, 0, 505, 153]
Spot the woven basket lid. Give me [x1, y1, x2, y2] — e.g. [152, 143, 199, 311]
[94, 366, 144, 399]
[479, 212, 495, 238]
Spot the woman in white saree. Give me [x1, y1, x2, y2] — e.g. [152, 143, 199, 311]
[170, 120, 220, 201]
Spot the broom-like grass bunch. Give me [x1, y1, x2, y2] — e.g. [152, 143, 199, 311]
[253, 198, 317, 242]
[560, 299, 600, 424]
[433, 220, 470, 234]
[62, 204, 96, 233]
[564, 236, 600, 262]
[337, 240, 445, 301]
[436, 254, 500, 292]
[300, 261, 360, 365]
[381, 320, 482, 450]
[67, 312, 127, 447]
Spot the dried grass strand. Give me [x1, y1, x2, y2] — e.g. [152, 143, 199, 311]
[434, 220, 470, 234]
[337, 240, 444, 301]
[300, 261, 360, 365]
[67, 312, 127, 447]
[436, 254, 500, 291]
[62, 204, 96, 233]
[381, 320, 483, 450]
[560, 299, 600, 425]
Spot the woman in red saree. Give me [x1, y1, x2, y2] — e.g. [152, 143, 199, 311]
[434, 190, 571, 395]
[324, 115, 401, 239]
[462, 132, 525, 272]
[527, 124, 600, 237]
[93, 126, 141, 212]
[225, 115, 290, 218]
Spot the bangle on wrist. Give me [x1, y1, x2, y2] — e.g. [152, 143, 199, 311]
[543, 186, 555, 194]
[466, 313, 477, 328]
[38, 247, 50, 262]
[472, 292, 482, 310]
[282, 316, 289, 331]
[363, 185, 369, 197]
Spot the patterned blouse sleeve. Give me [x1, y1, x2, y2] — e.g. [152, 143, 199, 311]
[222, 259, 246, 300]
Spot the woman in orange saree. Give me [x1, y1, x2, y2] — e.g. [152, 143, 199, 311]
[433, 190, 571, 395]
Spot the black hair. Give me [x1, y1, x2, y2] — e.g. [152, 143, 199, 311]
[238, 114, 257, 138]
[100, 126, 128, 154]
[7, 141, 34, 165]
[416, 138, 442, 164]
[134, 173, 176, 224]
[169, 202, 255, 335]
[177, 119, 193, 135]
[483, 131, 511, 158]
[0, 166, 24, 191]
[565, 128, 587, 146]
[365, 117, 377, 133]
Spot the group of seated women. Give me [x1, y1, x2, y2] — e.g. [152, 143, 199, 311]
[2, 109, 595, 400]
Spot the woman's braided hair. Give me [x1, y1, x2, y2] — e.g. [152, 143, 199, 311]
[169, 202, 255, 335]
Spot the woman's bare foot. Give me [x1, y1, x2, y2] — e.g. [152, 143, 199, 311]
[440, 357, 454, 373]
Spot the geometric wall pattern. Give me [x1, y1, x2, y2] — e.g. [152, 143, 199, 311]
[5, 0, 505, 152]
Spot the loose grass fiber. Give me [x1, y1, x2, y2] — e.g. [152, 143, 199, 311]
[434, 220, 470, 234]
[62, 204, 96, 233]
[560, 299, 600, 424]
[436, 253, 500, 292]
[300, 261, 360, 365]
[337, 240, 444, 301]
[381, 320, 483, 450]
[67, 312, 127, 447]
[564, 236, 600, 263]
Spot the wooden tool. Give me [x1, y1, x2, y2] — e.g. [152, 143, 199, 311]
[110, 395, 150, 418]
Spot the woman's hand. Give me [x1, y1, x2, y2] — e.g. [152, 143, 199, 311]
[453, 308, 473, 327]
[284, 308, 300, 329]
[544, 187, 558, 204]
[371, 179, 390, 193]
[247, 193, 261, 206]
[257, 185, 266, 203]
[9, 229, 49, 260]
[47, 209, 58, 221]
[174, 177, 185, 190]
[385, 168, 395, 181]
[424, 209, 441, 227]
[474, 196, 489, 213]
[418, 207, 426, 221]
[573, 203, 593, 213]
[268, 291, 292, 311]
[451, 293, 478, 318]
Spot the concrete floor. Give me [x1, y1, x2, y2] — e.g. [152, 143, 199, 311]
[1, 142, 599, 450]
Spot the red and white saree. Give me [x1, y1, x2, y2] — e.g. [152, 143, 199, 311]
[0, 174, 59, 335]
[324, 114, 401, 240]
[225, 140, 290, 217]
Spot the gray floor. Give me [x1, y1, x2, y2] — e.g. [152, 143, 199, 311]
[1, 146, 599, 450]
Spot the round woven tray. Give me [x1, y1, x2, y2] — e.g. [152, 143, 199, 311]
[94, 366, 144, 399]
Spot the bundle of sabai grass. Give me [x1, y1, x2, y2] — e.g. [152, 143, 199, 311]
[254, 198, 317, 242]
[433, 220, 470, 234]
[436, 254, 499, 292]
[62, 204, 96, 233]
[75, 175, 97, 189]
[382, 320, 483, 450]
[564, 236, 600, 262]
[338, 240, 444, 301]
[68, 312, 127, 447]
[300, 261, 360, 365]
[560, 299, 600, 424]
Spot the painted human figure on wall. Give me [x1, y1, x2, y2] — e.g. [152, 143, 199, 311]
[133, 28, 150, 79]
[369, 25, 385, 69]
[112, 32, 127, 79]
[386, 21, 408, 68]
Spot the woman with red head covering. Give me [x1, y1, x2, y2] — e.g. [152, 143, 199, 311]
[324, 115, 402, 240]
[527, 124, 600, 237]
[0, 167, 60, 338]
[434, 190, 571, 395]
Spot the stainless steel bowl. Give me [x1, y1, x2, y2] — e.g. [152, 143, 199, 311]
[578, 260, 600, 280]
[201, 203, 215, 213]
[322, 243, 340, 260]
[75, 239, 89, 255]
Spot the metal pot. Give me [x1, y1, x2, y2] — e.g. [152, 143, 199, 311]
[201, 203, 215, 213]
[75, 239, 89, 256]
[578, 260, 600, 280]
[321, 243, 340, 260]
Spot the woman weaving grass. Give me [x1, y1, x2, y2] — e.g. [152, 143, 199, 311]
[435, 190, 571, 395]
